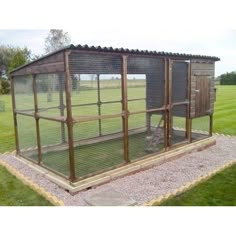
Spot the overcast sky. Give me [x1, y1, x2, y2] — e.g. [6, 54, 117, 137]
[1, 0, 236, 77]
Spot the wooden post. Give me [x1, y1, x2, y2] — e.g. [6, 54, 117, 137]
[32, 74, 42, 164]
[47, 75, 53, 102]
[167, 59, 173, 148]
[58, 73, 66, 143]
[186, 62, 191, 143]
[163, 58, 168, 150]
[121, 55, 130, 163]
[209, 114, 213, 136]
[64, 50, 76, 182]
[97, 74, 102, 136]
[10, 76, 20, 154]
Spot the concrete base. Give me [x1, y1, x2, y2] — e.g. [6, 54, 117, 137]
[15, 136, 216, 193]
[84, 190, 137, 206]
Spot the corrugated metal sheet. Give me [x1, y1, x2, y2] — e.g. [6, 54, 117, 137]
[70, 44, 220, 61]
[10, 44, 220, 75]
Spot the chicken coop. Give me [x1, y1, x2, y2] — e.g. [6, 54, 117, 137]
[10, 44, 220, 183]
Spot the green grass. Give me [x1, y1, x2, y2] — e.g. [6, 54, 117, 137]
[2, 85, 236, 153]
[1, 84, 236, 205]
[155, 163, 236, 206]
[29, 132, 165, 178]
[213, 85, 236, 135]
[0, 165, 52, 206]
[0, 94, 15, 152]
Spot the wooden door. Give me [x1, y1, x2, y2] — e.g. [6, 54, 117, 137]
[195, 76, 210, 117]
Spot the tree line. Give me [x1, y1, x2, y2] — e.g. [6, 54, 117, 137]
[219, 71, 236, 85]
[0, 29, 71, 94]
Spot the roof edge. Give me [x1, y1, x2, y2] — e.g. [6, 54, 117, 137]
[10, 44, 220, 75]
[10, 45, 70, 75]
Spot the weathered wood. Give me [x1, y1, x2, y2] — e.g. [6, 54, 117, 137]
[195, 76, 210, 117]
[73, 113, 122, 123]
[11, 62, 65, 76]
[190, 59, 215, 118]
[11, 51, 64, 76]
[10, 76, 20, 154]
[191, 63, 214, 71]
[121, 55, 129, 163]
[33, 74, 42, 164]
[64, 50, 76, 182]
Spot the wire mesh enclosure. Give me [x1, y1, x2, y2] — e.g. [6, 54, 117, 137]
[10, 45, 220, 183]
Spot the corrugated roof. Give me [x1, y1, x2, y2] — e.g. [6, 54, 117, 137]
[10, 44, 220, 74]
[69, 44, 220, 61]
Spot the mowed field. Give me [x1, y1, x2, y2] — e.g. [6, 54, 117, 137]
[0, 85, 236, 153]
[213, 85, 236, 135]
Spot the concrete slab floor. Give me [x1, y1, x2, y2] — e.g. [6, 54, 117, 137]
[83, 189, 137, 206]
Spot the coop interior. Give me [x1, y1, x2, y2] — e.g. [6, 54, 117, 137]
[11, 49, 216, 182]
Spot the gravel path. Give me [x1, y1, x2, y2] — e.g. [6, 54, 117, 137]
[1, 135, 236, 206]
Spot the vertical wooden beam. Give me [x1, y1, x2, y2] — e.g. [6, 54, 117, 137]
[32, 74, 42, 164]
[64, 50, 76, 182]
[121, 55, 130, 163]
[58, 73, 66, 143]
[209, 114, 213, 136]
[97, 74, 102, 136]
[167, 59, 173, 148]
[163, 58, 168, 150]
[186, 62, 192, 143]
[10, 76, 20, 154]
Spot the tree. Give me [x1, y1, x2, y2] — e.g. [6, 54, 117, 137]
[0, 78, 10, 94]
[44, 29, 71, 54]
[0, 45, 31, 75]
[0, 45, 31, 94]
[219, 71, 236, 85]
[44, 30, 71, 102]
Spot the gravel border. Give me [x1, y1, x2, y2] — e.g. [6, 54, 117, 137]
[1, 135, 236, 206]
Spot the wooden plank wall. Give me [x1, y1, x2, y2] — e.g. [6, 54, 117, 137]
[190, 59, 215, 118]
[11, 52, 65, 76]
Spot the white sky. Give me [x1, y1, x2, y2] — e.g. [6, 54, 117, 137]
[1, 0, 236, 77]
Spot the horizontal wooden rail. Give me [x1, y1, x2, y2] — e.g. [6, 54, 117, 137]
[129, 107, 165, 116]
[38, 115, 66, 122]
[127, 98, 145, 102]
[73, 113, 122, 123]
[16, 111, 34, 117]
[172, 101, 189, 106]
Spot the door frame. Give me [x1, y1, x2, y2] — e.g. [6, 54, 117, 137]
[166, 59, 191, 149]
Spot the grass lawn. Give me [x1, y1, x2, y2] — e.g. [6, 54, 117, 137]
[0, 165, 52, 206]
[1, 85, 236, 153]
[0, 84, 236, 205]
[155, 163, 236, 206]
[214, 85, 236, 135]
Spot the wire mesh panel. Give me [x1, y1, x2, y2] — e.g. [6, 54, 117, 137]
[14, 75, 34, 113]
[39, 119, 69, 177]
[172, 61, 188, 104]
[69, 52, 122, 119]
[36, 73, 66, 119]
[74, 118, 124, 179]
[171, 105, 187, 145]
[17, 114, 37, 161]
[69, 51, 125, 179]
[69, 52, 122, 128]
[191, 115, 210, 141]
[73, 121, 99, 141]
[127, 56, 165, 160]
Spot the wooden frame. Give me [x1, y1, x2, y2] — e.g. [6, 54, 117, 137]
[10, 46, 218, 183]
